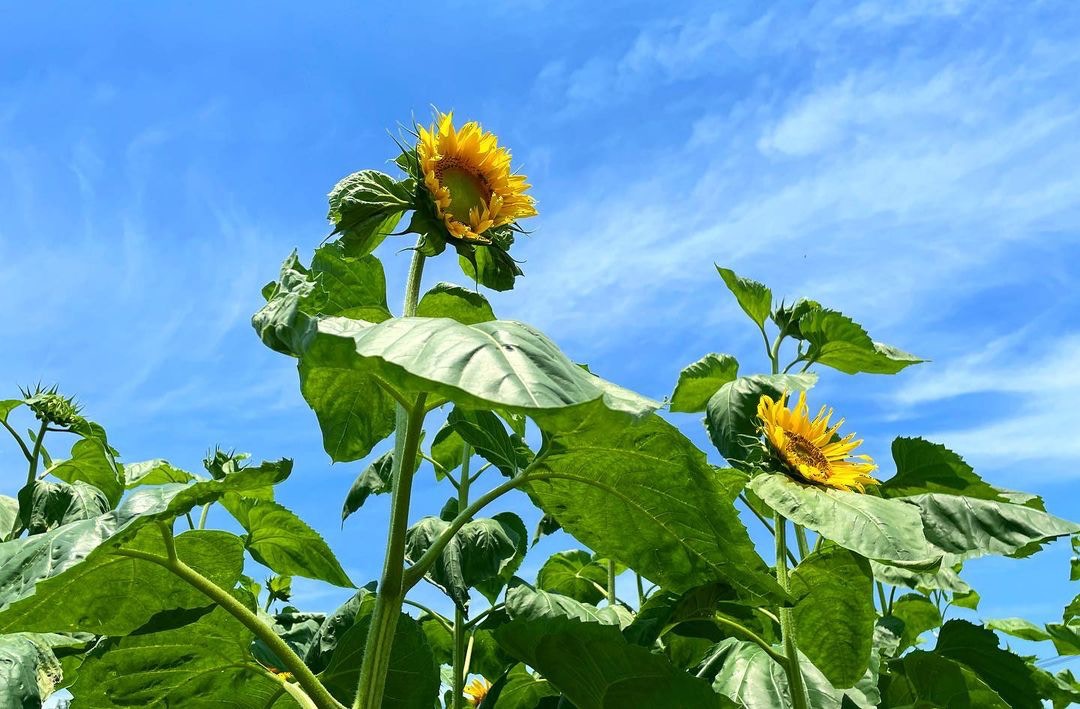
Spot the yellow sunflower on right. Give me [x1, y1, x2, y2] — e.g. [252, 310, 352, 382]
[463, 676, 492, 707]
[757, 391, 878, 492]
[417, 111, 537, 243]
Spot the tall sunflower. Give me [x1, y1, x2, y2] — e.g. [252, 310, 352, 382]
[463, 677, 492, 707]
[757, 391, 878, 492]
[417, 111, 537, 243]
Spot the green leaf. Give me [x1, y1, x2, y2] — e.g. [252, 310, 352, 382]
[0, 496, 18, 536]
[341, 451, 394, 522]
[404, 516, 522, 611]
[476, 512, 528, 605]
[20, 479, 109, 534]
[505, 584, 626, 627]
[750, 474, 941, 566]
[935, 619, 1040, 709]
[870, 558, 972, 595]
[986, 618, 1051, 642]
[0, 460, 289, 614]
[797, 307, 922, 375]
[123, 459, 196, 488]
[251, 607, 324, 671]
[0, 633, 61, 708]
[327, 169, 412, 256]
[318, 604, 439, 707]
[900, 493, 1080, 560]
[416, 282, 496, 324]
[495, 613, 731, 709]
[304, 585, 376, 673]
[303, 316, 658, 423]
[299, 363, 397, 463]
[1047, 620, 1080, 655]
[892, 593, 942, 653]
[881, 437, 1006, 501]
[706, 638, 871, 709]
[448, 407, 532, 477]
[790, 546, 875, 688]
[705, 373, 817, 463]
[457, 241, 523, 292]
[0, 529, 243, 635]
[70, 598, 288, 707]
[485, 663, 560, 709]
[46, 437, 124, 507]
[536, 550, 610, 605]
[222, 495, 353, 588]
[0, 400, 22, 422]
[669, 353, 740, 414]
[716, 266, 772, 327]
[430, 423, 466, 478]
[886, 650, 1009, 708]
[527, 406, 784, 603]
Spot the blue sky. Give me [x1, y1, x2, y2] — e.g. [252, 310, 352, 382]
[3, 0, 1080, 665]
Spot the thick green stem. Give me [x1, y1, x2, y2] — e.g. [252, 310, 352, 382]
[198, 503, 211, 530]
[452, 443, 473, 709]
[113, 544, 342, 709]
[876, 581, 889, 615]
[353, 395, 427, 709]
[353, 245, 429, 709]
[775, 513, 810, 709]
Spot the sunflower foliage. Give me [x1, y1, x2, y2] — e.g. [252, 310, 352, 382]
[1, 113, 1078, 709]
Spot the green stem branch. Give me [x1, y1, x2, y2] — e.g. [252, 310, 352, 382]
[794, 526, 810, 559]
[606, 559, 617, 606]
[0, 419, 33, 465]
[113, 543, 342, 709]
[775, 513, 810, 709]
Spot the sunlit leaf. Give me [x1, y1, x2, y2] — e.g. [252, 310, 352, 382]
[123, 459, 195, 488]
[891, 593, 942, 653]
[797, 307, 922, 375]
[669, 353, 739, 414]
[935, 619, 1040, 709]
[886, 650, 1009, 708]
[880, 437, 1006, 501]
[705, 373, 816, 463]
[536, 550, 610, 606]
[327, 169, 412, 256]
[716, 266, 771, 327]
[46, 437, 123, 507]
[416, 282, 496, 324]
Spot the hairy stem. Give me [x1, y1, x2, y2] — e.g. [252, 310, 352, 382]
[775, 513, 810, 709]
[794, 525, 810, 559]
[710, 614, 789, 667]
[353, 395, 428, 709]
[198, 503, 211, 530]
[114, 541, 342, 709]
[607, 560, 617, 606]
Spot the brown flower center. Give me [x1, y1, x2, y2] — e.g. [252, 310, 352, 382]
[783, 431, 831, 475]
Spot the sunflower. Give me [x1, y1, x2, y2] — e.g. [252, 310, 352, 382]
[417, 111, 537, 243]
[463, 677, 492, 707]
[757, 391, 878, 492]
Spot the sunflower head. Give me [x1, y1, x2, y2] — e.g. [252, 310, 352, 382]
[757, 391, 878, 492]
[416, 111, 537, 244]
[463, 677, 492, 707]
[22, 385, 83, 429]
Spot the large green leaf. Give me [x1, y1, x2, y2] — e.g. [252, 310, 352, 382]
[505, 584, 626, 627]
[527, 406, 784, 603]
[900, 493, 1080, 560]
[327, 169, 412, 256]
[303, 585, 376, 673]
[706, 638, 873, 709]
[880, 438, 1006, 501]
[19, 479, 109, 534]
[46, 437, 124, 507]
[404, 515, 522, 610]
[669, 353, 739, 414]
[416, 282, 496, 324]
[0, 633, 60, 708]
[0, 460, 289, 613]
[986, 617, 1051, 642]
[797, 307, 922, 375]
[705, 373, 816, 463]
[885, 650, 1009, 708]
[475, 512, 528, 604]
[222, 495, 353, 588]
[0, 496, 18, 537]
[750, 474, 940, 566]
[70, 599, 292, 707]
[870, 556, 972, 595]
[536, 550, 610, 605]
[317, 603, 439, 707]
[495, 613, 731, 709]
[892, 593, 942, 653]
[0, 529, 243, 635]
[935, 619, 1040, 709]
[299, 362, 397, 463]
[716, 266, 772, 327]
[485, 663, 560, 709]
[123, 459, 196, 488]
[790, 546, 874, 688]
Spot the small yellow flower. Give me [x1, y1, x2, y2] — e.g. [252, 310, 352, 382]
[757, 391, 878, 492]
[463, 676, 492, 706]
[417, 111, 537, 243]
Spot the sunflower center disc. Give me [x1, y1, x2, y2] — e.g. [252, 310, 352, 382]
[783, 431, 831, 475]
[438, 163, 489, 221]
